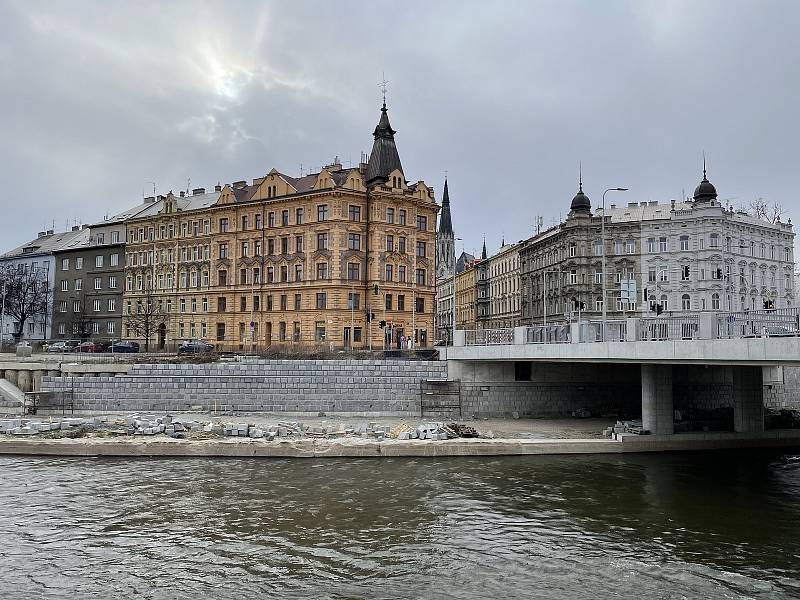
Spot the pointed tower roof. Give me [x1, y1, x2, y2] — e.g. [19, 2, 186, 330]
[439, 178, 453, 235]
[365, 102, 404, 187]
[693, 156, 718, 202]
[481, 237, 487, 260]
[570, 163, 591, 214]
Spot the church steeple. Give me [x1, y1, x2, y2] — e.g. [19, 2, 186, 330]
[481, 237, 487, 260]
[365, 101, 404, 187]
[439, 178, 453, 235]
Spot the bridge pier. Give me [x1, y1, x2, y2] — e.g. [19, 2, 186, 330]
[641, 364, 674, 435]
[734, 366, 765, 433]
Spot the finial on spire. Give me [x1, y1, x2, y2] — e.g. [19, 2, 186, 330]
[702, 150, 707, 180]
[379, 72, 389, 108]
[579, 161, 583, 192]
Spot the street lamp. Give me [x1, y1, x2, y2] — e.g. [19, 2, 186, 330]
[601, 187, 628, 341]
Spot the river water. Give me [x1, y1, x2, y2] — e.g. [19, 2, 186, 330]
[0, 451, 799, 599]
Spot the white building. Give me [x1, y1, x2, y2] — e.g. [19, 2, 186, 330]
[487, 241, 522, 328]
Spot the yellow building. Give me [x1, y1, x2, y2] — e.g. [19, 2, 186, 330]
[123, 103, 439, 351]
[455, 264, 477, 330]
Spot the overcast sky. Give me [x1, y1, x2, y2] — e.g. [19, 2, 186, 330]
[1, 0, 798, 257]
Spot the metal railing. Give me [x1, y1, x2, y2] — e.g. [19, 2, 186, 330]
[582, 319, 627, 342]
[716, 308, 800, 339]
[637, 315, 699, 341]
[464, 329, 515, 346]
[526, 324, 571, 344]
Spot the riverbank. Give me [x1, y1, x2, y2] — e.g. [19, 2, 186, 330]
[2, 429, 800, 457]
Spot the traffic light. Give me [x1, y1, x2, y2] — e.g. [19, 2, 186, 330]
[763, 299, 775, 310]
[373, 284, 379, 295]
[379, 320, 386, 328]
[655, 303, 664, 316]
[366, 310, 375, 322]
[716, 268, 724, 280]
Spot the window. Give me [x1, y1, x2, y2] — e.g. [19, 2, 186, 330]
[191, 298, 197, 313]
[268, 212, 275, 228]
[280, 265, 288, 282]
[658, 267, 668, 282]
[614, 240, 623, 254]
[94, 254, 104, 268]
[387, 207, 395, 224]
[318, 205, 328, 221]
[266, 267, 274, 283]
[347, 263, 360, 280]
[316, 262, 328, 280]
[347, 293, 360, 310]
[699, 238, 705, 250]
[277, 210, 287, 227]
[385, 294, 392, 310]
[711, 293, 720, 310]
[59, 300, 67, 313]
[241, 241, 249, 257]
[219, 243, 228, 259]
[58, 323, 65, 335]
[349, 205, 361, 221]
[680, 235, 689, 251]
[296, 208, 304, 225]
[594, 240, 603, 256]
[315, 321, 326, 342]
[218, 270, 227, 286]
[626, 240, 635, 254]
[268, 239, 275, 255]
[61, 258, 69, 271]
[415, 297, 425, 313]
[386, 235, 394, 252]
[92, 299, 101, 312]
[219, 218, 229, 233]
[353, 327, 362, 342]
[73, 300, 81, 313]
[294, 294, 302, 311]
[385, 264, 393, 281]
[295, 264, 303, 281]
[180, 298, 186, 313]
[416, 268, 426, 286]
[659, 237, 667, 252]
[648, 268, 656, 283]
[398, 237, 407, 253]
[680, 266, 690, 281]
[216, 323, 226, 341]
[218, 297, 227, 312]
[348, 233, 361, 251]
[281, 237, 289, 255]
[416, 215, 427, 231]
[681, 294, 691, 311]
[254, 214, 262, 230]
[647, 238, 655, 253]
[61, 279, 68, 292]
[595, 271, 603, 284]
[316, 293, 327, 309]
[317, 232, 328, 250]
[267, 295, 273, 310]
[94, 277, 102, 290]
[569, 270, 577, 284]
[416, 241, 426, 257]
[399, 209, 406, 225]
[296, 235, 304, 253]
[202, 297, 208, 312]
[110, 253, 118, 266]
[108, 299, 116, 312]
[397, 295, 405, 311]
[398, 265, 406, 282]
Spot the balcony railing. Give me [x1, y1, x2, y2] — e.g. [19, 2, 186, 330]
[464, 329, 515, 346]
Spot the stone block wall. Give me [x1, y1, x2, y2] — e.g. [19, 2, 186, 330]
[41, 359, 447, 416]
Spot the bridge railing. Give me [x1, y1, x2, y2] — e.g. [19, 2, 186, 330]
[464, 329, 515, 346]
[716, 308, 800, 338]
[581, 319, 627, 342]
[637, 315, 700, 341]
[525, 324, 571, 344]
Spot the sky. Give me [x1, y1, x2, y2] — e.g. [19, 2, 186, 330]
[1, 0, 798, 258]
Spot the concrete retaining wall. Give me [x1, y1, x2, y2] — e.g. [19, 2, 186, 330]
[41, 359, 447, 416]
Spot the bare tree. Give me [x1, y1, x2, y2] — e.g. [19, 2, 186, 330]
[747, 197, 783, 224]
[0, 263, 52, 342]
[123, 283, 170, 352]
[68, 290, 94, 341]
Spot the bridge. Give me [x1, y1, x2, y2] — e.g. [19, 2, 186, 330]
[440, 309, 800, 440]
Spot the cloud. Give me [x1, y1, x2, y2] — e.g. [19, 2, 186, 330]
[0, 0, 798, 257]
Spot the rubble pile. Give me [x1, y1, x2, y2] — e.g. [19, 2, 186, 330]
[602, 419, 649, 437]
[0, 415, 495, 442]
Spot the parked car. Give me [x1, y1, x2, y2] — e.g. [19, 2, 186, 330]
[111, 341, 140, 353]
[45, 340, 80, 353]
[178, 340, 215, 354]
[77, 341, 104, 353]
[763, 326, 800, 337]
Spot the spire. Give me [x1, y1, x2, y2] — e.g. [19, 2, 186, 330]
[693, 153, 718, 202]
[439, 178, 453, 235]
[481, 236, 487, 260]
[570, 162, 591, 214]
[579, 160, 583, 192]
[365, 101, 404, 187]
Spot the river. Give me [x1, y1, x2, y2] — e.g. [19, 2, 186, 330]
[0, 451, 798, 599]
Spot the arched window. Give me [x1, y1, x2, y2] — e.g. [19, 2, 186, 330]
[660, 294, 668, 312]
[711, 293, 720, 310]
[681, 294, 691, 310]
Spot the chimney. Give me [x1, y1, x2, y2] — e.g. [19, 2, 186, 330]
[38, 231, 46, 238]
[71, 225, 79, 231]
[192, 188, 206, 195]
[179, 191, 185, 197]
[215, 183, 222, 192]
[609, 204, 616, 210]
[232, 180, 246, 189]
[157, 194, 166, 201]
[46, 229, 54, 235]
[144, 196, 155, 204]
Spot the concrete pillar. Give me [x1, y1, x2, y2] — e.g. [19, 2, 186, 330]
[454, 330, 466, 347]
[5, 370, 18, 387]
[734, 366, 765, 433]
[32, 370, 43, 392]
[698, 313, 717, 340]
[626, 318, 638, 342]
[513, 326, 527, 345]
[16, 370, 31, 393]
[641, 364, 674, 435]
